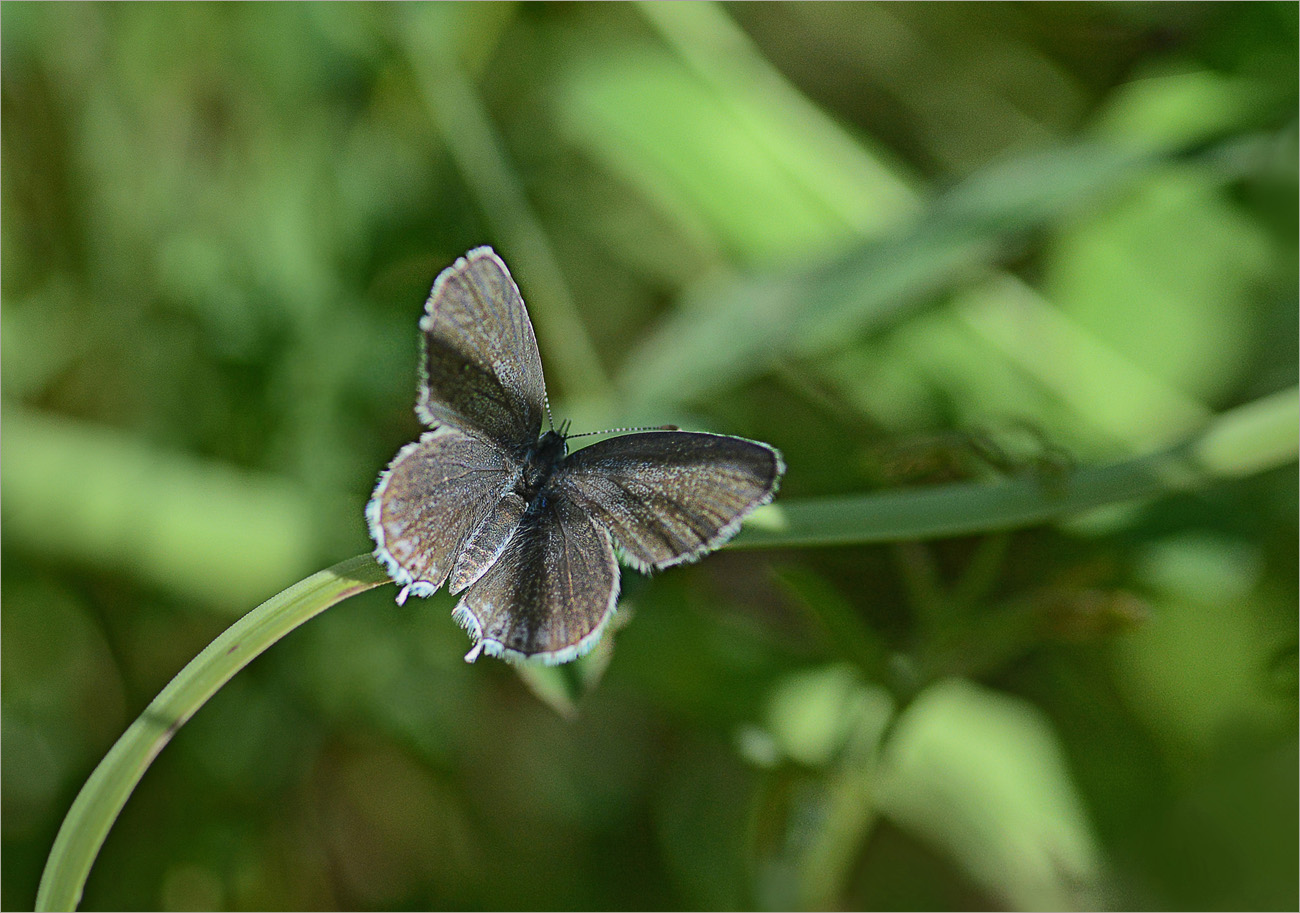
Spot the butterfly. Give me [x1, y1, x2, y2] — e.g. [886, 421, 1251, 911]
[367, 247, 784, 664]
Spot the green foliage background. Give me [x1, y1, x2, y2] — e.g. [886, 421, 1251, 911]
[3, 3, 1296, 910]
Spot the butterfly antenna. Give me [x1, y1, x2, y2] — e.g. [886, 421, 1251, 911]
[566, 424, 680, 440]
[543, 391, 556, 432]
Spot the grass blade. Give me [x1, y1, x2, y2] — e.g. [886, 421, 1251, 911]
[35, 555, 390, 912]
[734, 387, 1298, 549]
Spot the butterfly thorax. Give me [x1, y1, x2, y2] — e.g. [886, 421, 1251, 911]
[520, 429, 568, 499]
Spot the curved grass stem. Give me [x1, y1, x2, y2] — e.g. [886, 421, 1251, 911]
[35, 556, 390, 912]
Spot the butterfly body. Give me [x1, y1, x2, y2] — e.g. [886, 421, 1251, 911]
[521, 429, 568, 496]
[369, 248, 784, 664]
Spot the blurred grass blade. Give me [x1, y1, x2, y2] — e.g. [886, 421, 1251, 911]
[1193, 386, 1300, 478]
[566, 3, 915, 267]
[618, 143, 1159, 410]
[2, 408, 318, 612]
[618, 232, 997, 411]
[735, 387, 1298, 549]
[35, 556, 390, 912]
[952, 275, 1213, 449]
[637, 0, 918, 241]
[398, 9, 610, 400]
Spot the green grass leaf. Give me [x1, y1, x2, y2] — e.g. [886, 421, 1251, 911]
[35, 556, 389, 912]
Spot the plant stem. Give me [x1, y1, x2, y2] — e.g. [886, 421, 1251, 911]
[35, 555, 390, 912]
[733, 387, 1298, 549]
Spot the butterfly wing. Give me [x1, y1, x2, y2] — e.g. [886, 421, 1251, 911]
[553, 431, 784, 571]
[453, 493, 620, 664]
[417, 247, 548, 450]
[367, 428, 523, 602]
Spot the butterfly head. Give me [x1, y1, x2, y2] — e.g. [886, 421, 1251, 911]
[535, 428, 568, 460]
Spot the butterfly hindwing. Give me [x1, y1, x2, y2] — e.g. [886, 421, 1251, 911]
[554, 431, 784, 572]
[367, 428, 522, 601]
[453, 493, 620, 664]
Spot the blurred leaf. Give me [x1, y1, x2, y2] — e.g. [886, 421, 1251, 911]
[635, 1, 920, 233]
[762, 664, 893, 769]
[1114, 532, 1292, 754]
[562, 46, 912, 266]
[3, 409, 318, 610]
[1093, 69, 1283, 152]
[1047, 166, 1277, 404]
[950, 275, 1213, 453]
[1194, 386, 1300, 477]
[818, 272, 1214, 456]
[618, 142, 1162, 411]
[876, 678, 1104, 911]
[750, 666, 894, 909]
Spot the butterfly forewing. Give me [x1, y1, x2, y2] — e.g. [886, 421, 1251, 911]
[417, 247, 548, 449]
[554, 431, 783, 572]
[452, 494, 620, 664]
[368, 428, 523, 600]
